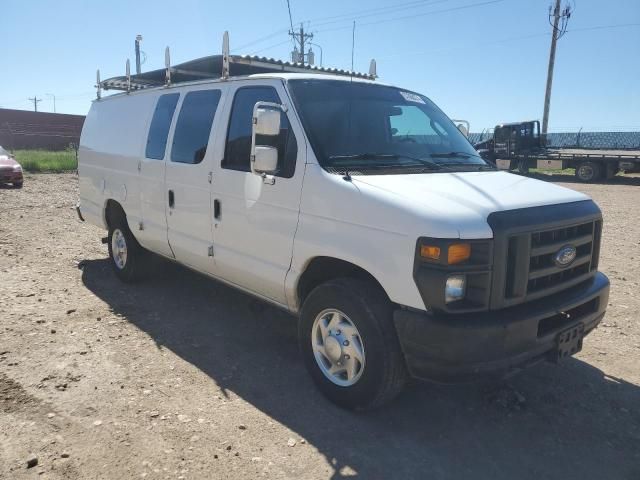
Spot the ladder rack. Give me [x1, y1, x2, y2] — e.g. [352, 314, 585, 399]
[96, 32, 377, 96]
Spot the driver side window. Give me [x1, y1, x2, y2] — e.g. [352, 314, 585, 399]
[223, 86, 297, 178]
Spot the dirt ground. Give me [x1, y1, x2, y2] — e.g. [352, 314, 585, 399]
[1, 173, 639, 480]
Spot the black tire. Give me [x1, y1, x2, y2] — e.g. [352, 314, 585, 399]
[299, 278, 408, 410]
[107, 217, 148, 283]
[516, 158, 529, 175]
[13, 181, 23, 189]
[575, 161, 602, 183]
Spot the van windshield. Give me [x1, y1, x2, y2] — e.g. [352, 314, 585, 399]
[287, 79, 489, 174]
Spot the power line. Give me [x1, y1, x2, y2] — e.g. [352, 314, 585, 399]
[232, 29, 290, 53]
[314, 0, 507, 34]
[569, 22, 640, 33]
[234, 0, 455, 54]
[377, 31, 550, 59]
[233, 0, 636, 61]
[377, 21, 640, 59]
[303, 0, 453, 29]
[250, 39, 293, 56]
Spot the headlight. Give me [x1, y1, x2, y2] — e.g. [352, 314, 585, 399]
[13, 164, 22, 172]
[414, 237, 492, 312]
[445, 275, 465, 303]
[420, 242, 471, 265]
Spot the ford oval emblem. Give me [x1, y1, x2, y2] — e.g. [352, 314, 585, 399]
[554, 245, 577, 267]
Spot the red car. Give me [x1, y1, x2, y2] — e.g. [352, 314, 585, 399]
[0, 146, 23, 188]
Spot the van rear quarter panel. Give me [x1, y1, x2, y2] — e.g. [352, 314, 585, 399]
[79, 93, 156, 229]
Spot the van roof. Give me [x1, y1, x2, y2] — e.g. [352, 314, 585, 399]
[100, 54, 377, 93]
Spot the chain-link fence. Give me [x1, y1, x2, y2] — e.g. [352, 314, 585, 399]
[469, 131, 640, 150]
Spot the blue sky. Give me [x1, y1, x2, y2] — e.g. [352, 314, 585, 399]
[1, 0, 638, 131]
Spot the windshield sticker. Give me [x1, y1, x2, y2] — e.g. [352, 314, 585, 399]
[399, 91, 425, 104]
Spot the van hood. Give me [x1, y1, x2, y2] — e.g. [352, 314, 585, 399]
[352, 171, 589, 238]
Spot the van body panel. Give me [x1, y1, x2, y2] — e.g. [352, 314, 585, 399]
[210, 79, 306, 304]
[164, 86, 228, 273]
[137, 92, 179, 257]
[352, 170, 588, 239]
[291, 163, 425, 310]
[79, 93, 156, 231]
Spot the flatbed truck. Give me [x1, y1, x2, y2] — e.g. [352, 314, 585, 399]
[474, 120, 640, 182]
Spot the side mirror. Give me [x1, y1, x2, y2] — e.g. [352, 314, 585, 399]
[452, 119, 470, 138]
[254, 146, 278, 173]
[251, 101, 286, 181]
[254, 108, 281, 136]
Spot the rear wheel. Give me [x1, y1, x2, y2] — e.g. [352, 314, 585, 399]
[516, 158, 530, 175]
[107, 218, 148, 282]
[299, 278, 407, 410]
[575, 161, 602, 183]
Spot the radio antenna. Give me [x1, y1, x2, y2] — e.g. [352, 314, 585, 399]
[350, 21, 356, 72]
[344, 20, 356, 182]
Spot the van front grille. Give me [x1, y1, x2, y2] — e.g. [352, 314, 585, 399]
[504, 220, 601, 304]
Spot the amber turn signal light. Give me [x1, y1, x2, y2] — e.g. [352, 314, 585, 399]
[420, 245, 441, 261]
[448, 243, 471, 265]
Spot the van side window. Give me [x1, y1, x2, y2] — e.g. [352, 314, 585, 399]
[223, 87, 297, 178]
[146, 93, 180, 160]
[171, 90, 222, 164]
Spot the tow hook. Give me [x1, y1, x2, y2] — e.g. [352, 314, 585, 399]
[101, 237, 108, 244]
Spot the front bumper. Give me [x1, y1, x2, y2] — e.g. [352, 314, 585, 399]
[0, 170, 23, 184]
[394, 272, 609, 383]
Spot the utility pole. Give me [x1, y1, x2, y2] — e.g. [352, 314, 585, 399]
[542, 0, 572, 138]
[309, 42, 323, 67]
[46, 93, 56, 113]
[135, 34, 143, 74]
[28, 96, 42, 112]
[289, 23, 314, 65]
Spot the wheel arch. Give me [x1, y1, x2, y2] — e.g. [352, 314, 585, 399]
[295, 256, 390, 310]
[103, 199, 128, 230]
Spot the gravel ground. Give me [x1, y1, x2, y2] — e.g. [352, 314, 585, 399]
[1, 173, 639, 480]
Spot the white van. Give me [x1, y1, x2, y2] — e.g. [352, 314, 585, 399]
[78, 47, 609, 409]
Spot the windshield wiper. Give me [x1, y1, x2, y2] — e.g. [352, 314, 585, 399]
[327, 153, 446, 171]
[429, 151, 479, 159]
[441, 163, 497, 171]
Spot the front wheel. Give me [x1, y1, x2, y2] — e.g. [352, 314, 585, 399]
[299, 278, 407, 410]
[13, 181, 23, 188]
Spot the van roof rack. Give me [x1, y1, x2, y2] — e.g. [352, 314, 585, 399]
[97, 31, 377, 96]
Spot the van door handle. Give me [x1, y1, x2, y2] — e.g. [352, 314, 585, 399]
[213, 199, 221, 221]
[168, 190, 175, 208]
